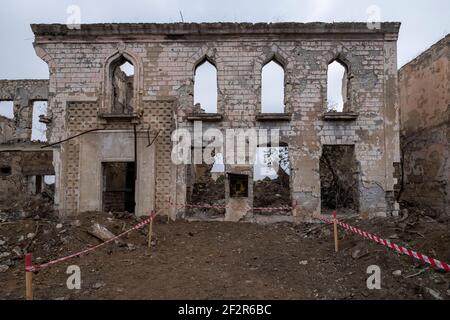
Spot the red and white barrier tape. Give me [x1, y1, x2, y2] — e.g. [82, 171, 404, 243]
[25, 201, 298, 272]
[315, 214, 450, 272]
[25, 211, 157, 272]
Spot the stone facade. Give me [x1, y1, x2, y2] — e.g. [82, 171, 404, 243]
[399, 34, 449, 217]
[29, 22, 401, 220]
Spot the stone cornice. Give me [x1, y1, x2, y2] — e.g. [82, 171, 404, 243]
[31, 22, 401, 41]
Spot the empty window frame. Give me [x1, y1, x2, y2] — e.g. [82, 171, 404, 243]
[229, 173, 249, 198]
[261, 60, 285, 113]
[111, 57, 135, 114]
[0, 101, 14, 119]
[194, 59, 218, 113]
[31, 101, 48, 142]
[326, 60, 349, 112]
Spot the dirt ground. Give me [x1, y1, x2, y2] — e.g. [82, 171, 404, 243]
[0, 206, 449, 300]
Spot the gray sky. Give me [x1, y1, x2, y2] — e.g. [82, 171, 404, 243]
[0, 0, 448, 80]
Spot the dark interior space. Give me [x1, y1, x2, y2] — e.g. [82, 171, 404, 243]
[102, 162, 135, 213]
[320, 145, 359, 213]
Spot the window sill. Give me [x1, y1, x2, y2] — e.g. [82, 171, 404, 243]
[322, 112, 358, 121]
[256, 113, 292, 121]
[186, 113, 223, 122]
[98, 113, 140, 123]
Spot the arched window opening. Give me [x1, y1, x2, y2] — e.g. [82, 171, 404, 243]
[327, 60, 348, 112]
[194, 59, 218, 113]
[261, 60, 285, 113]
[111, 58, 135, 114]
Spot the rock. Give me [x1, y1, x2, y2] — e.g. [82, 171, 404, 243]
[0, 252, 11, 259]
[18, 235, 24, 242]
[351, 243, 370, 260]
[27, 233, 35, 239]
[392, 270, 402, 277]
[127, 243, 136, 251]
[33, 215, 40, 221]
[424, 287, 443, 300]
[12, 247, 22, 257]
[92, 282, 105, 289]
[389, 234, 399, 239]
[71, 220, 82, 227]
[299, 260, 308, 265]
[56, 223, 63, 229]
[88, 223, 123, 245]
[446, 289, 450, 297]
[0, 265, 9, 273]
[0, 240, 6, 246]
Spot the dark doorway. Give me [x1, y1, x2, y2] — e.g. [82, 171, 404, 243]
[102, 162, 135, 213]
[320, 145, 359, 214]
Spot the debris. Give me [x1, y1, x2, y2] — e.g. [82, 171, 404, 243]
[405, 268, 428, 278]
[299, 260, 308, 265]
[0, 239, 5, 246]
[56, 223, 63, 229]
[88, 223, 122, 245]
[92, 282, 105, 289]
[12, 247, 22, 257]
[71, 220, 82, 227]
[424, 287, 443, 300]
[0, 265, 9, 273]
[27, 233, 35, 239]
[0, 252, 11, 259]
[351, 243, 369, 260]
[392, 270, 402, 277]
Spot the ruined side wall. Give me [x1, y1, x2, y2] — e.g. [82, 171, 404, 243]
[399, 35, 449, 217]
[32, 23, 400, 218]
[0, 80, 53, 202]
[0, 80, 49, 141]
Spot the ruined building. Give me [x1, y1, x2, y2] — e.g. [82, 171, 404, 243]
[0, 80, 54, 203]
[399, 34, 449, 218]
[1, 22, 401, 221]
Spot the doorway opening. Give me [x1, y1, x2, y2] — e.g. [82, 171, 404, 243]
[102, 162, 135, 213]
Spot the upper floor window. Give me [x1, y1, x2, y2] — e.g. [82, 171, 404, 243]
[261, 60, 285, 113]
[0, 100, 14, 119]
[327, 60, 349, 112]
[194, 59, 218, 113]
[31, 100, 48, 142]
[111, 57, 135, 114]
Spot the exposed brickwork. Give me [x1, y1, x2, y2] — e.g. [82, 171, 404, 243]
[399, 34, 449, 217]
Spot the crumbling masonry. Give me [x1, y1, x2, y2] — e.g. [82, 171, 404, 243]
[399, 34, 449, 218]
[1, 22, 401, 221]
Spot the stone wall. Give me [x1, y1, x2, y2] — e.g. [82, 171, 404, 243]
[0, 80, 53, 201]
[32, 22, 401, 219]
[399, 34, 449, 217]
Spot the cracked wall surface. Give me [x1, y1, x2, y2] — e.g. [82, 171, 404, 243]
[30, 22, 401, 219]
[399, 34, 449, 217]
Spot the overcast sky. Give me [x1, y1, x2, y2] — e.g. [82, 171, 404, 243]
[0, 0, 448, 80]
